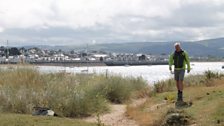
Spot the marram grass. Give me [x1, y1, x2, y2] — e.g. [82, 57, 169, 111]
[0, 66, 148, 117]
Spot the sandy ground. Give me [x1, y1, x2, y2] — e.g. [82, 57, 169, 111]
[84, 98, 147, 126]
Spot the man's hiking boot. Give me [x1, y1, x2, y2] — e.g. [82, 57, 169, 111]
[177, 90, 183, 101]
[175, 101, 191, 109]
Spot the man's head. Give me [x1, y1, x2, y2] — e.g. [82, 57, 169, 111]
[174, 42, 181, 52]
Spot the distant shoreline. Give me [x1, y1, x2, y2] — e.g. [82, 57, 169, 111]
[0, 60, 223, 67]
[0, 62, 106, 67]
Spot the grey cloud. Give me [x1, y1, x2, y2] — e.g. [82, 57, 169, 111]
[0, 25, 122, 45]
[1, 1, 224, 45]
[103, 2, 224, 41]
[149, 2, 224, 28]
[112, 2, 224, 30]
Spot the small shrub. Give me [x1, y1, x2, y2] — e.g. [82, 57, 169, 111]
[85, 75, 148, 104]
[153, 79, 176, 93]
[184, 74, 206, 86]
[203, 70, 224, 86]
[204, 70, 221, 80]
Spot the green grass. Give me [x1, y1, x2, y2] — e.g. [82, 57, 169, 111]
[0, 66, 148, 117]
[128, 83, 224, 126]
[183, 85, 224, 126]
[0, 113, 96, 126]
[127, 71, 224, 126]
[213, 101, 224, 124]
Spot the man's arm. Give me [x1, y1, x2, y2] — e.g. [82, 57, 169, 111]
[169, 53, 174, 71]
[184, 51, 191, 72]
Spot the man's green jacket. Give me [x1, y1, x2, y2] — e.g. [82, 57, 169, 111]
[169, 50, 191, 71]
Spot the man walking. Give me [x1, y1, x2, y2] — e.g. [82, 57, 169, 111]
[169, 42, 191, 107]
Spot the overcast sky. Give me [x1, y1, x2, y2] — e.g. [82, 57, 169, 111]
[0, 0, 224, 46]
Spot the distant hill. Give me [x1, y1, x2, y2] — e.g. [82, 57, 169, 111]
[88, 38, 224, 57]
[19, 38, 224, 57]
[195, 38, 224, 49]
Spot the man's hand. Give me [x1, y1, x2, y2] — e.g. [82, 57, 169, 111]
[187, 69, 190, 73]
[169, 66, 174, 74]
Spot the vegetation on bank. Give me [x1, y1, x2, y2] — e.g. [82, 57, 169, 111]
[0, 66, 148, 118]
[153, 70, 224, 93]
[0, 65, 223, 126]
[127, 71, 224, 126]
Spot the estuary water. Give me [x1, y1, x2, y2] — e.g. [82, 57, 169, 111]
[37, 62, 224, 85]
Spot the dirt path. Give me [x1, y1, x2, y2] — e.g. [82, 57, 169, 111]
[84, 98, 147, 126]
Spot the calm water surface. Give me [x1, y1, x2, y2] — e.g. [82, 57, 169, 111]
[37, 62, 224, 85]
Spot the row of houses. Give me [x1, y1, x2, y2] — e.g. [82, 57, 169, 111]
[0, 46, 168, 64]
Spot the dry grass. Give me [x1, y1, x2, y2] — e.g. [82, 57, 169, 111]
[127, 99, 167, 126]
[127, 72, 224, 126]
[0, 66, 148, 118]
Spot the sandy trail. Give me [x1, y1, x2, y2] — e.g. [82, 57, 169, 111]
[84, 98, 147, 126]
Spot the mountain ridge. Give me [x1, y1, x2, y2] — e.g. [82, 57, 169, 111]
[17, 37, 224, 57]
